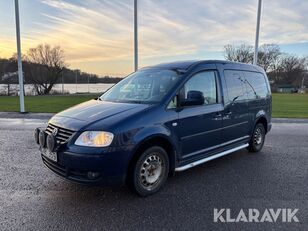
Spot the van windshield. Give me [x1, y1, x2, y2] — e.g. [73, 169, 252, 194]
[99, 69, 180, 104]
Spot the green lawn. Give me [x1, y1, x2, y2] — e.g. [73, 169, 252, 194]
[272, 93, 308, 118]
[0, 93, 307, 118]
[0, 94, 97, 113]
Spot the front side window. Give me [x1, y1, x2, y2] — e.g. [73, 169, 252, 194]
[100, 69, 180, 104]
[181, 71, 217, 105]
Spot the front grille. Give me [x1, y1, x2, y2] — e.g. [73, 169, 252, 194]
[42, 155, 66, 177]
[45, 123, 75, 144]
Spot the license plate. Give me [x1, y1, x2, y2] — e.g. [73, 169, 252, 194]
[41, 148, 57, 162]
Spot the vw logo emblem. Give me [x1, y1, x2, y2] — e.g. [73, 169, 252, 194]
[52, 128, 58, 136]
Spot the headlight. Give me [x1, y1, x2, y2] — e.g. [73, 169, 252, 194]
[75, 131, 114, 147]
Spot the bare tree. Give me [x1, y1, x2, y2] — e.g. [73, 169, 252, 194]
[224, 44, 254, 63]
[223, 43, 308, 88]
[25, 44, 67, 95]
[278, 55, 307, 86]
[257, 44, 281, 72]
[224, 44, 282, 72]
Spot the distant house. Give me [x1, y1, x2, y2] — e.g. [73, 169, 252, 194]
[277, 84, 297, 93]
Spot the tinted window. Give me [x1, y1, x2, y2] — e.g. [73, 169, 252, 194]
[224, 70, 246, 103]
[244, 72, 269, 99]
[182, 71, 217, 105]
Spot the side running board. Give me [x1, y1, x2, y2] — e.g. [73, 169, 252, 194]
[175, 143, 249, 172]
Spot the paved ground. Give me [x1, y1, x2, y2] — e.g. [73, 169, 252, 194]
[0, 118, 307, 231]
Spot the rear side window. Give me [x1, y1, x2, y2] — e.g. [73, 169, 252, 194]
[183, 71, 217, 105]
[244, 72, 269, 99]
[224, 70, 246, 103]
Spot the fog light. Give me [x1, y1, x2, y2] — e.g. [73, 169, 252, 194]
[46, 134, 57, 152]
[39, 130, 47, 148]
[87, 172, 100, 179]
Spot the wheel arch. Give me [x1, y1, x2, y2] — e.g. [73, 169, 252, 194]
[255, 116, 268, 133]
[126, 135, 177, 184]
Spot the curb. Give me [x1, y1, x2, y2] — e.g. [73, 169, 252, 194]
[271, 118, 308, 124]
[0, 112, 308, 123]
[0, 112, 54, 120]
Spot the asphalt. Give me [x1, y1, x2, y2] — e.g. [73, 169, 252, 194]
[0, 118, 307, 230]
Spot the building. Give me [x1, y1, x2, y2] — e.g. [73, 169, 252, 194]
[277, 84, 298, 93]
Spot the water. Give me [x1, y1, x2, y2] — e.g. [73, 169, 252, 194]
[0, 83, 115, 95]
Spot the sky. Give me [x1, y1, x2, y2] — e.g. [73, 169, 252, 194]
[0, 0, 307, 76]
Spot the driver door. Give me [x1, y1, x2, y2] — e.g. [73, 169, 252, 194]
[178, 70, 223, 160]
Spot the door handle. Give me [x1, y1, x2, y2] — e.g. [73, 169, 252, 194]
[213, 112, 222, 119]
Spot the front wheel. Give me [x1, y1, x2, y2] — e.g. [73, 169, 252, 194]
[129, 146, 169, 197]
[248, 123, 266, 152]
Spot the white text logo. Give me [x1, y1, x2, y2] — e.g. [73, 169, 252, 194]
[213, 208, 299, 223]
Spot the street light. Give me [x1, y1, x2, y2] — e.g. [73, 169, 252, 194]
[134, 0, 138, 72]
[14, 0, 25, 113]
[253, 0, 262, 65]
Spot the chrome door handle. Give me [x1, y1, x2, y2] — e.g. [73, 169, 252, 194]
[213, 113, 222, 119]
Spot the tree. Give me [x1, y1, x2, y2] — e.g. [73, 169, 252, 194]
[0, 57, 19, 95]
[224, 43, 308, 89]
[25, 44, 67, 95]
[277, 55, 307, 86]
[224, 44, 253, 63]
[224, 44, 282, 73]
[257, 44, 281, 72]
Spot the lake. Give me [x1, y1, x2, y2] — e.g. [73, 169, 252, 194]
[0, 83, 115, 95]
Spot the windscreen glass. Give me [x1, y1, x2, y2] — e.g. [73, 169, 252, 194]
[100, 69, 180, 104]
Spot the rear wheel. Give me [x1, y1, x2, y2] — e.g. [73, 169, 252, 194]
[248, 123, 266, 152]
[128, 146, 169, 197]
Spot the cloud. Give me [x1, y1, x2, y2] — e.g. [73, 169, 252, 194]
[1, 0, 307, 75]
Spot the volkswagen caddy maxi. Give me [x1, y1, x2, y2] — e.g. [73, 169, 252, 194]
[35, 60, 272, 196]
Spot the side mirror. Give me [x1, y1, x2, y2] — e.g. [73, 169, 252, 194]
[180, 90, 204, 106]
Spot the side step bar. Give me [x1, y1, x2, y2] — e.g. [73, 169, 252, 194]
[175, 143, 249, 172]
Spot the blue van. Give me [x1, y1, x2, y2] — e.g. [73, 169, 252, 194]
[35, 60, 272, 196]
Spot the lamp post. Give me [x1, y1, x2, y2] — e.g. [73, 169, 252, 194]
[14, 0, 25, 112]
[134, 0, 138, 72]
[253, 0, 262, 65]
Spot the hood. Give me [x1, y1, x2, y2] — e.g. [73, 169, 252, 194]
[49, 99, 150, 131]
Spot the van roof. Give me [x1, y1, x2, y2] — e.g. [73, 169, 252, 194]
[148, 60, 264, 72]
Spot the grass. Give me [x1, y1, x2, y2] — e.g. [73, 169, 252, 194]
[272, 93, 308, 118]
[0, 94, 97, 113]
[0, 93, 307, 118]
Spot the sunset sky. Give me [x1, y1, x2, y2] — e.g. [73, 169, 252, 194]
[0, 0, 307, 76]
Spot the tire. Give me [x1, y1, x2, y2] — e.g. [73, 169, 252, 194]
[248, 123, 266, 153]
[128, 146, 169, 197]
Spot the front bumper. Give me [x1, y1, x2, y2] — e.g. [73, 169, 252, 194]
[41, 146, 133, 186]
